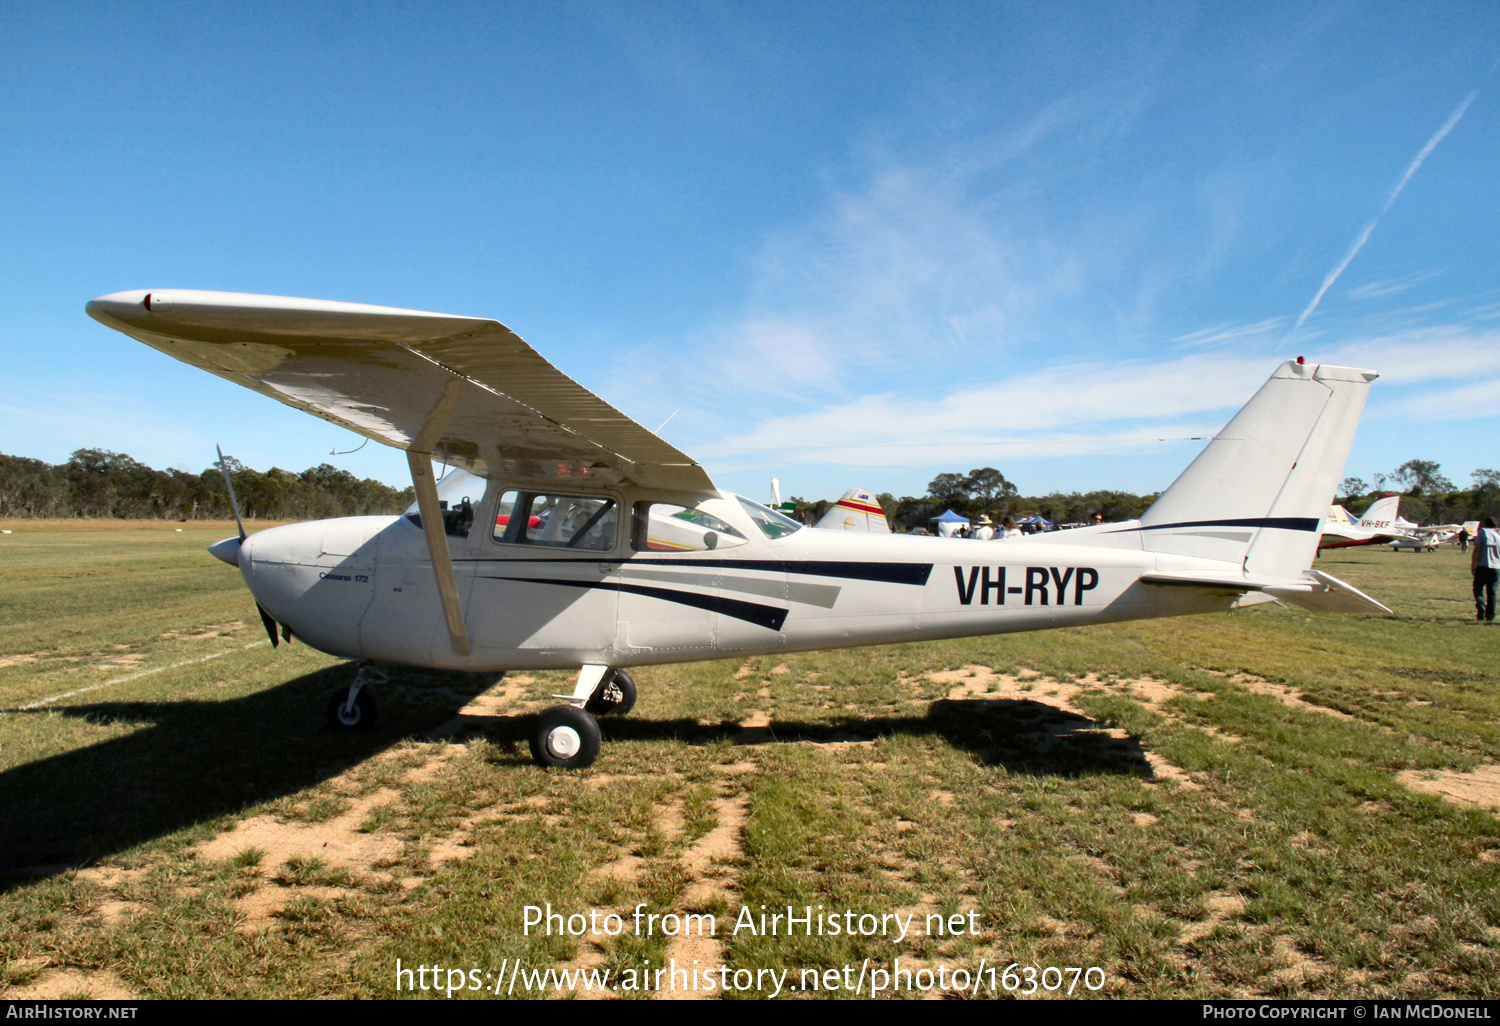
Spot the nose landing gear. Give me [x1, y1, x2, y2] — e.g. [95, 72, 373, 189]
[326, 662, 385, 730]
[532, 665, 637, 769]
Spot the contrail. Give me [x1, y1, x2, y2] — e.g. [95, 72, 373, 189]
[1293, 88, 1478, 332]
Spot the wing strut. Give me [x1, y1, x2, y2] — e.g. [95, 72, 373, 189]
[408, 451, 471, 657]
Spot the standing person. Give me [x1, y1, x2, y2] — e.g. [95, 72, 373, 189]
[1459, 526, 1469, 553]
[972, 516, 995, 540]
[1473, 517, 1499, 623]
[1001, 515, 1022, 540]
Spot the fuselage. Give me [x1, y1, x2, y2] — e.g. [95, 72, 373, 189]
[235, 485, 1249, 672]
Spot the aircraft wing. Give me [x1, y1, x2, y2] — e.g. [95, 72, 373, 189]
[1140, 568, 1391, 615]
[86, 290, 715, 495]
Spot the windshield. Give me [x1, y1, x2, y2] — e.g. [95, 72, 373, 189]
[404, 468, 484, 517]
[736, 495, 803, 539]
[405, 468, 486, 537]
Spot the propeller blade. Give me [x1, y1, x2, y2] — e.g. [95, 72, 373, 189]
[216, 444, 248, 543]
[257, 601, 280, 649]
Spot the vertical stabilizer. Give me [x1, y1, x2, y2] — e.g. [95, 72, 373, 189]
[816, 488, 892, 532]
[1356, 495, 1401, 530]
[1138, 360, 1377, 574]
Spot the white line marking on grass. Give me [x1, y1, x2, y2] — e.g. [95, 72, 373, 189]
[3, 641, 271, 714]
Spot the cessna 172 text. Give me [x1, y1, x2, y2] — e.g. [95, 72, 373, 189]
[86, 290, 1391, 769]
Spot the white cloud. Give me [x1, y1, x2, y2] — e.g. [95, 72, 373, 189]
[1347, 270, 1442, 301]
[675, 82, 1153, 405]
[1388, 379, 1500, 420]
[1171, 317, 1287, 349]
[692, 325, 1500, 470]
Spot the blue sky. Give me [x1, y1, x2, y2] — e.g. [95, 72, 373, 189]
[3, 2, 1497, 505]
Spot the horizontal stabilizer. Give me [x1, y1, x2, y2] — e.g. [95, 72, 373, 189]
[1140, 568, 1391, 615]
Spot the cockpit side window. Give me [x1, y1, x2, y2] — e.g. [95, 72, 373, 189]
[494, 490, 618, 551]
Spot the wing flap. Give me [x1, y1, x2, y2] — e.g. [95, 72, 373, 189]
[87, 290, 714, 494]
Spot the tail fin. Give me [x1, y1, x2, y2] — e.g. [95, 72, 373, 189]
[1138, 360, 1377, 574]
[816, 488, 892, 533]
[1357, 495, 1401, 529]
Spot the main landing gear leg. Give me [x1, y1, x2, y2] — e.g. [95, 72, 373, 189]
[530, 664, 623, 769]
[327, 662, 385, 730]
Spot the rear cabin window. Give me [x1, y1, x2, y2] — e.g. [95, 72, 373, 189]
[494, 491, 618, 551]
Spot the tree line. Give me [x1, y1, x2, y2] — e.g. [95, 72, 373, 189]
[1339, 460, 1500, 525]
[786, 459, 1500, 533]
[786, 467, 1159, 533]
[6, 449, 1493, 530]
[0, 449, 415, 521]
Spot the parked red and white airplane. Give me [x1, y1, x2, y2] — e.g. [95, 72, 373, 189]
[815, 488, 892, 532]
[87, 290, 1391, 769]
[1317, 495, 1405, 550]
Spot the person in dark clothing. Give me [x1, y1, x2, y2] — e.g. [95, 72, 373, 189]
[1473, 517, 1498, 623]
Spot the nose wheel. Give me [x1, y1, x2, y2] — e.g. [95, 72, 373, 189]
[327, 688, 377, 729]
[326, 662, 385, 730]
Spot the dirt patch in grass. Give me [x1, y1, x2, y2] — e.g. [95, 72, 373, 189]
[427, 674, 532, 739]
[1198, 667, 1355, 721]
[735, 709, 773, 744]
[4, 968, 137, 999]
[196, 788, 407, 874]
[160, 621, 245, 642]
[1180, 891, 1246, 945]
[659, 792, 748, 1000]
[235, 884, 357, 930]
[1398, 764, 1500, 812]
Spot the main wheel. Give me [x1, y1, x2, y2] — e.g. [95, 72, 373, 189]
[531, 705, 602, 769]
[585, 668, 638, 716]
[326, 689, 377, 730]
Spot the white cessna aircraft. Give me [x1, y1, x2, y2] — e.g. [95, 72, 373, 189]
[87, 290, 1390, 769]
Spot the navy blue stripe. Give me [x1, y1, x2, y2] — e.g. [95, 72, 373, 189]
[1109, 517, 1320, 534]
[485, 576, 789, 632]
[465, 557, 932, 586]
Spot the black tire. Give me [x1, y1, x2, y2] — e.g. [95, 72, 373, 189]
[326, 689, 377, 730]
[585, 668, 638, 716]
[531, 705, 602, 769]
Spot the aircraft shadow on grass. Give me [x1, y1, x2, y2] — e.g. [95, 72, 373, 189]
[1, 671, 1152, 891]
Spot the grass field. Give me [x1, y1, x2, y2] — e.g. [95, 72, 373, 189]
[1, 522, 1497, 999]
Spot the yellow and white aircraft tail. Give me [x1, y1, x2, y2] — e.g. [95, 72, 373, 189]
[816, 488, 892, 533]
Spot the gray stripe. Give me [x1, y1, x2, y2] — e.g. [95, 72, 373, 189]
[620, 567, 842, 609]
[1154, 530, 1254, 543]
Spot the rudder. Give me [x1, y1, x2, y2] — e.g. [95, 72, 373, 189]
[1138, 360, 1377, 575]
